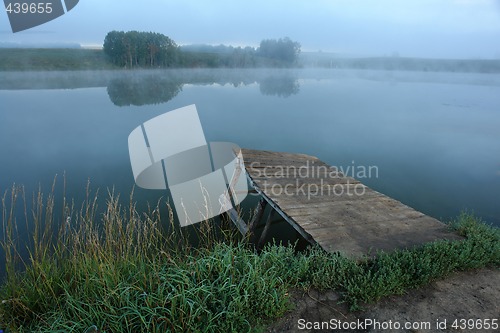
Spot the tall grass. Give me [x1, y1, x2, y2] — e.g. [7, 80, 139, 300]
[1, 180, 499, 332]
[0, 180, 281, 332]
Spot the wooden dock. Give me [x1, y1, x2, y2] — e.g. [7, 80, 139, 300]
[237, 149, 461, 257]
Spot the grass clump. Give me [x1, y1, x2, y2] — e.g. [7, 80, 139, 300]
[1, 181, 499, 332]
[307, 212, 499, 309]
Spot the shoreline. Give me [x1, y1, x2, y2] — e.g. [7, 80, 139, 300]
[1, 48, 500, 73]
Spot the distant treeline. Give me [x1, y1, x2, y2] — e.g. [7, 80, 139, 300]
[302, 53, 500, 73]
[2, 47, 500, 73]
[103, 30, 301, 68]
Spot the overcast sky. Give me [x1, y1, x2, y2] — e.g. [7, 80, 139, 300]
[1, 0, 500, 58]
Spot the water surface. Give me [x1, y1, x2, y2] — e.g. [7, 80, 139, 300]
[1, 69, 499, 264]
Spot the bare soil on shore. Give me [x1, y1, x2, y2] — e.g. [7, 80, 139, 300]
[266, 267, 499, 332]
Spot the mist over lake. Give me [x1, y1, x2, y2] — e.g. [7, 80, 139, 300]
[1, 68, 499, 233]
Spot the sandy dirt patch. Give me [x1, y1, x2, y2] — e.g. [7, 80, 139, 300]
[266, 268, 499, 332]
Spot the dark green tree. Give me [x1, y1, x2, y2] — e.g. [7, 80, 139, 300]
[103, 31, 178, 68]
[258, 37, 301, 65]
[103, 30, 127, 66]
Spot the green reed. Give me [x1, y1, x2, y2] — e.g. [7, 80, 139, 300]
[1, 178, 498, 332]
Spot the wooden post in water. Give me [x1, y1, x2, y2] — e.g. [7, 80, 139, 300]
[257, 209, 275, 249]
[248, 198, 267, 234]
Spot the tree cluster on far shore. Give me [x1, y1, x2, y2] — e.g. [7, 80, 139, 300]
[103, 30, 301, 68]
[103, 31, 178, 68]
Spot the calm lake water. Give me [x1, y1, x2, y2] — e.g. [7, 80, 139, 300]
[1, 68, 499, 274]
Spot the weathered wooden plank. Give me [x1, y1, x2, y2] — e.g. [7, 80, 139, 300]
[240, 149, 316, 160]
[251, 176, 359, 186]
[274, 191, 385, 210]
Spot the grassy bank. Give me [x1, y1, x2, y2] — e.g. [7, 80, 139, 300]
[0, 48, 116, 71]
[1, 184, 499, 332]
[0, 48, 290, 71]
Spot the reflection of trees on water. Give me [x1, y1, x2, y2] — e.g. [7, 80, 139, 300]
[106, 70, 301, 106]
[107, 76, 183, 106]
[259, 75, 300, 97]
